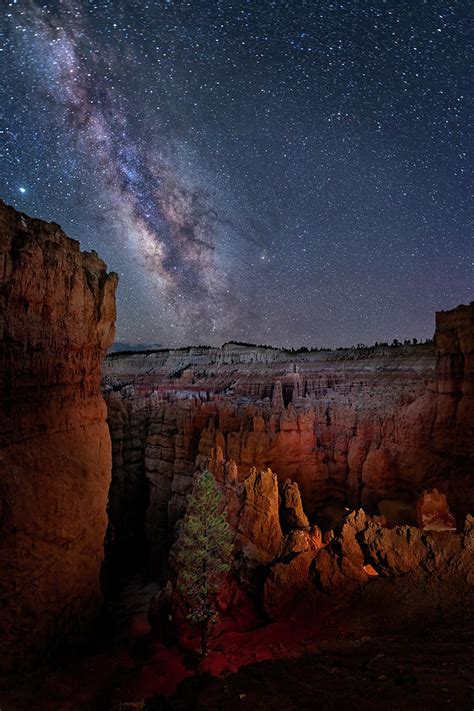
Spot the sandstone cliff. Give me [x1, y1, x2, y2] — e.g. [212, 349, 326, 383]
[0, 201, 117, 669]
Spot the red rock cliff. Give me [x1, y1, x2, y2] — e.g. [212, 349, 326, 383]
[0, 201, 117, 669]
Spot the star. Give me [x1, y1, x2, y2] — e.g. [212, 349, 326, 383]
[2, 0, 471, 348]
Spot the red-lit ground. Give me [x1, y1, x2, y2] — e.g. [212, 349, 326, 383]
[1, 578, 473, 710]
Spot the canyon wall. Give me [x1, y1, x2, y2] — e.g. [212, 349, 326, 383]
[103, 303, 473, 578]
[0, 201, 117, 669]
[430, 302, 474, 520]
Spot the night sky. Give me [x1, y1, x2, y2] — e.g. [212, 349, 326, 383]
[2, 1, 472, 348]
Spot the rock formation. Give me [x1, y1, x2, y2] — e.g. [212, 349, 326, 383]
[0, 198, 470, 704]
[159, 460, 472, 632]
[281, 478, 310, 530]
[162, 462, 321, 626]
[103, 303, 473, 579]
[416, 489, 456, 531]
[238, 467, 283, 567]
[430, 302, 474, 522]
[310, 508, 474, 599]
[0, 201, 117, 669]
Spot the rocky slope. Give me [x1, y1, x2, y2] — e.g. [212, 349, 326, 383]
[0, 201, 117, 669]
[102, 303, 473, 580]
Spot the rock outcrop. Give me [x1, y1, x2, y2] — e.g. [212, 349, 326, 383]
[281, 478, 310, 530]
[0, 201, 117, 669]
[430, 303, 474, 522]
[416, 489, 456, 531]
[311, 508, 474, 597]
[163, 462, 321, 625]
[166, 463, 472, 630]
[238, 467, 283, 568]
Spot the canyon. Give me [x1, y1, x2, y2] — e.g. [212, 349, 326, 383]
[0, 202, 472, 709]
[102, 303, 473, 583]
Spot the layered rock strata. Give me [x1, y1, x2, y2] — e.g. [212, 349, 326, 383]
[0, 201, 117, 669]
[103, 303, 473, 576]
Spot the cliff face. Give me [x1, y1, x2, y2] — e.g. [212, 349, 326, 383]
[0, 201, 117, 669]
[103, 304, 474, 577]
[430, 304, 474, 520]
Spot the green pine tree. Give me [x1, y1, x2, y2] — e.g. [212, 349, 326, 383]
[174, 469, 234, 656]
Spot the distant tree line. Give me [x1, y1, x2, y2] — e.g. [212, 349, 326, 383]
[285, 337, 433, 354]
[107, 345, 215, 357]
[221, 340, 280, 350]
[108, 337, 434, 357]
[336, 337, 434, 351]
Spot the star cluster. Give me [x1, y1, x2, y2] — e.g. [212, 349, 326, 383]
[2, 0, 472, 347]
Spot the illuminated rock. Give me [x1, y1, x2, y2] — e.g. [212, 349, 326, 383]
[310, 510, 370, 594]
[311, 507, 474, 597]
[0, 201, 117, 669]
[416, 489, 456, 531]
[238, 467, 283, 566]
[281, 478, 310, 530]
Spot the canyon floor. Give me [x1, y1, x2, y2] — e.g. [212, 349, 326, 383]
[1, 580, 473, 711]
[154, 621, 474, 711]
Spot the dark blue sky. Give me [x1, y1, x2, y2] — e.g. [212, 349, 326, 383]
[2, 0, 472, 347]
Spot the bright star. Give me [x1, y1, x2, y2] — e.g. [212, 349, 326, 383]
[19, 187, 26, 194]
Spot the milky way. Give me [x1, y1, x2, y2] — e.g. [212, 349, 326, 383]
[2, 0, 472, 347]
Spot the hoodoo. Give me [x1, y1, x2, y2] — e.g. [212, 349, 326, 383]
[0, 201, 117, 669]
[103, 302, 474, 577]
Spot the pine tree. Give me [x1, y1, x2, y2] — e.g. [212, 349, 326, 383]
[174, 470, 234, 656]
